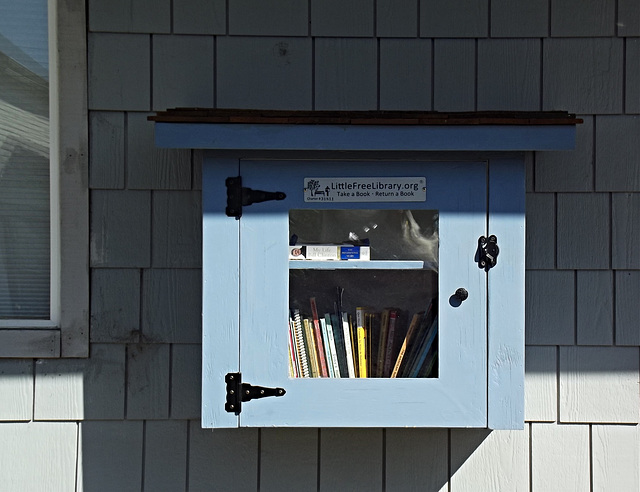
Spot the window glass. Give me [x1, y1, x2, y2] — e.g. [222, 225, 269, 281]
[0, 0, 50, 319]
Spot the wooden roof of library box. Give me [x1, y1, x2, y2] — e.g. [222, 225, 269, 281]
[149, 109, 582, 126]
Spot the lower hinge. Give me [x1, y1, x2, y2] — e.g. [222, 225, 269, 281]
[225, 372, 286, 415]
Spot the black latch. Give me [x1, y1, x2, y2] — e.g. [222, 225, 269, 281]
[226, 176, 286, 219]
[225, 372, 286, 415]
[478, 235, 499, 270]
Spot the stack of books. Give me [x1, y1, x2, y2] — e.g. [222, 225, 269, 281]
[288, 294, 438, 379]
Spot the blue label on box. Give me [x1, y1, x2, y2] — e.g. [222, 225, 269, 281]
[340, 246, 360, 260]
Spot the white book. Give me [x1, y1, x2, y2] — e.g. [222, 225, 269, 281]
[341, 312, 356, 378]
[324, 316, 341, 378]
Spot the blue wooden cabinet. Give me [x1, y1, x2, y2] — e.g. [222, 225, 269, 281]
[151, 111, 578, 429]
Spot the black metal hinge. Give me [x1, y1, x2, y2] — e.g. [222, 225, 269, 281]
[225, 176, 286, 219]
[225, 372, 286, 415]
[478, 235, 499, 270]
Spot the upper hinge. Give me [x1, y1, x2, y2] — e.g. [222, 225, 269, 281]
[225, 372, 286, 415]
[225, 176, 286, 219]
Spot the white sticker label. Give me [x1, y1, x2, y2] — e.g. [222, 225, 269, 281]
[304, 177, 426, 203]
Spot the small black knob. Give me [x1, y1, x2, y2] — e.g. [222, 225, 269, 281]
[454, 288, 469, 302]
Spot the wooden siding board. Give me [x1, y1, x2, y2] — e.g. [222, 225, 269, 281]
[81, 421, 143, 491]
[127, 113, 192, 190]
[90, 190, 151, 268]
[596, 116, 640, 191]
[188, 426, 259, 491]
[319, 429, 383, 491]
[433, 40, 475, 111]
[559, 346, 640, 424]
[557, 193, 610, 270]
[531, 424, 590, 492]
[490, 0, 548, 37]
[614, 271, 640, 345]
[173, 0, 226, 34]
[613, 193, 640, 269]
[216, 37, 312, 110]
[260, 429, 318, 492]
[386, 429, 448, 492]
[550, 0, 615, 37]
[379, 39, 431, 111]
[376, 0, 418, 37]
[525, 193, 555, 269]
[536, 116, 594, 192]
[477, 39, 541, 111]
[524, 346, 557, 422]
[126, 344, 170, 419]
[142, 269, 201, 343]
[152, 35, 214, 112]
[451, 429, 529, 491]
[592, 425, 640, 491]
[543, 38, 623, 115]
[88, 0, 170, 33]
[626, 39, 640, 114]
[576, 271, 614, 345]
[0, 330, 60, 358]
[419, 0, 488, 37]
[0, 360, 33, 421]
[229, 0, 308, 36]
[170, 344, 202, 420]
[0, 423, 77, 491]
[310, 0, 374, 37]
[152, 191, 202, 268]
[315, 38, 378, 111]
[618, 0, 640, 36]
[88, 33, 150, 111]
[89, 111, 125, 189]
[90, 268, 141, 343]
[525, 270, 575, 345]
[144, 420, 188, 491]
[35, 344, 126, 420]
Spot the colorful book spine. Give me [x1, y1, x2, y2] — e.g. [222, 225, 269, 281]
[310, 297, 329, 377]
[356, 307, 367, 378]
[330, 312, 349, 377]
[390, 311, 422, 378]
[324, 314, 341, 378]
[382, 310, 398, 378]
[292, 309, 309, 378]
[407, 315, 438, 378]
[320, 318, 335, 378]
[341, 312, 356, 378]
[376, 309, 390, 377]
[288, 318, 298, 378]
[303, 317, 320, 377]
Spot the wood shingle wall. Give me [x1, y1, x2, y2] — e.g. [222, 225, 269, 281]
[1, 0, 639, 490]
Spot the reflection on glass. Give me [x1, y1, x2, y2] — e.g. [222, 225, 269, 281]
[288, 210, 439, 379]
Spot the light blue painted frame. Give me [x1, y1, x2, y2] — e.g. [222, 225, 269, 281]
[154, 120, 574, 429]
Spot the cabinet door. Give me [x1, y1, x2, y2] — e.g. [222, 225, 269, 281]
[238, 160, 487, 427]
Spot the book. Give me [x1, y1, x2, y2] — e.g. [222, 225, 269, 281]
[303, 317, 320, 377]
[288, 320, 297, 378]
[330, 312, 349, 378]
[400, 301, 436, 378]
[405, 315, 438, 378]
[341, 311, 356, 378]
[356, 307, 367, 378]
[376, 309, 390, 377]
[324, 314, 341, 378]
[289, 244, 371, 261]
[292, 309, 310, 378]
[310, 297, 329, 377]
[390, 311, 422, 378]
[382, 309, 399, 377]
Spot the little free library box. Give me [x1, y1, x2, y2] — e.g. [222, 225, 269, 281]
[150, 109, 580, 429]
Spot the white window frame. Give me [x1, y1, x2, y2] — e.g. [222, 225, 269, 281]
[0, 0, 88, 358]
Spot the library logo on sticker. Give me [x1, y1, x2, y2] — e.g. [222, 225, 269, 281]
[304, 177, 426, 203]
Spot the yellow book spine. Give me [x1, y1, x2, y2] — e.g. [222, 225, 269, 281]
[356, 307, 367, 378]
